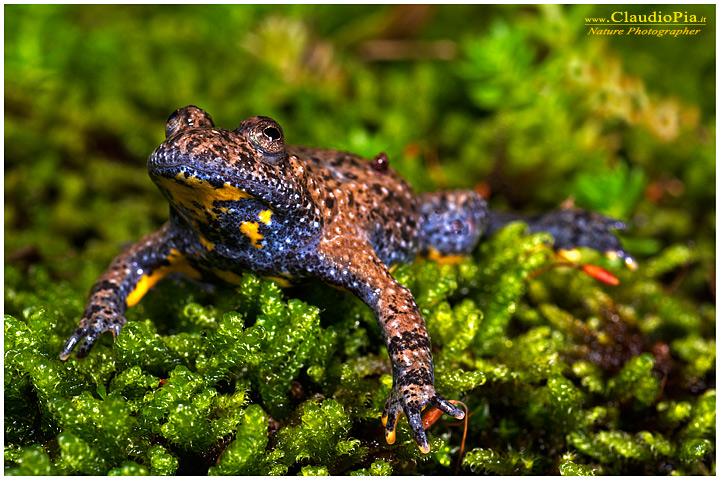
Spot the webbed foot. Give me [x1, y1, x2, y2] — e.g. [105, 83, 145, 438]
[382, 379, 464, 453]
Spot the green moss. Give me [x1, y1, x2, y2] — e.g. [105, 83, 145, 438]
[275, 399, 359, 466]
[56, 431, 109, 475]
[4, 445, 57, 476]
[656, 400, 693, 428]
[147, 445, 179, 475]
[672, 335, 716, 381]
[558, 460, 597, 476]
[463, 447, 538, 475]
[680, 390, 716, 441]
[299, 465, 330, 475]
[210, 404, 273, 475]
[607, 353, 659, 407]
[108, 461, 150, 476]
[4, 4, 715, 475]
[349, 459, 393, 475]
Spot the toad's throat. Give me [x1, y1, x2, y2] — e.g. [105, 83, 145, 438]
[154, 171, 255, 227]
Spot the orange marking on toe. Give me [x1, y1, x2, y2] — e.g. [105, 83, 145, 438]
[558, 249, 582, 263]
[624, 256, 638, 271]
[386, 428, 396, 445]
[383, 413, 399, 445]
[604, 251, 619, 261]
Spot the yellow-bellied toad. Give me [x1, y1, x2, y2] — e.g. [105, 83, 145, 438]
[61, 106, 634, 452]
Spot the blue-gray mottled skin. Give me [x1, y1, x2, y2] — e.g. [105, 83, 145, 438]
[61, 106, 634, 453]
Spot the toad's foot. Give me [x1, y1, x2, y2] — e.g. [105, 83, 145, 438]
[527, 208, 636, 269]
[382, 378, 465, 453]
[60, 312, 126, 360]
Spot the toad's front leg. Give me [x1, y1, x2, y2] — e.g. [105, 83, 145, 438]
[60, 223, 201, 360]
[315, 236, 464, 453]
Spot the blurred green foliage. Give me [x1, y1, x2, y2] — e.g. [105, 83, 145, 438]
[5, 4, 715, 475]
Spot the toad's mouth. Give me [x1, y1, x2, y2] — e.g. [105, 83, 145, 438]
[147, 146, 276, 195]
[147, 148, 304, 215]
[148, 162, 238, 189]
[150, 165, 256, 209]
[147, 146, 237, 183]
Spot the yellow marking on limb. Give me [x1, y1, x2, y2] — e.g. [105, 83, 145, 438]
[426, 247, 466, 265]
[558, 248, 582, 263]
[212, 268, 243, 285]
[329, 284, 351, 294]
[258, 209, 273, 225]
[199, 234, 215, 251]
[126, 249, 201, 307]
[262, 276, 293, 288]
[240, 221, 263, 249]
[209, 206, 229, 221]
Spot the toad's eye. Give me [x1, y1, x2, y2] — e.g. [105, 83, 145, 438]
[247, 117, 286, 165]
[165, 110, 182, 138]
[263, 126, 282, 142]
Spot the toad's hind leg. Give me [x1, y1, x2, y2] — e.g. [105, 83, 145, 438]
[416, 190, 490, 257]
[418, 189, 634, 268]
[488, 208, 635, 268]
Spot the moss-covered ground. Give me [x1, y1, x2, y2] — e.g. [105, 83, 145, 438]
[5, 5, 715, 475]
